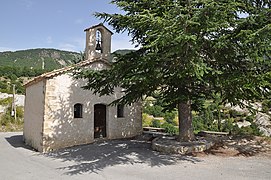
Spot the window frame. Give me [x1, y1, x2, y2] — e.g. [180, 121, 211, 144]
[117, 104, 124, 118]
[74, 103, 83, 118]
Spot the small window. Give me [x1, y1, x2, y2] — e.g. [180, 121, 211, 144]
[74, 103, 83, 118]
[117, 104, 124, 118]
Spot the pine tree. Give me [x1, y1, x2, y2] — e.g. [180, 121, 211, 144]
[78, 0, 271, 141]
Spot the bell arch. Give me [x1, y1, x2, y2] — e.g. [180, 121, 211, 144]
[95, 29, 103, 53]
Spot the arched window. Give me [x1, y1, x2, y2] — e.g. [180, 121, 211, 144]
[95, 29, 103, 53]
[74, 103, 83, 118]
[117, 104, 124, 118]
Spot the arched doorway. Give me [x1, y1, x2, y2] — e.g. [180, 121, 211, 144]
[94, 104, 106, 138]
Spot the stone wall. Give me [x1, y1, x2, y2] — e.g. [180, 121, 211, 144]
[41, 62, 142, 152]
[23, 80, 45, 152]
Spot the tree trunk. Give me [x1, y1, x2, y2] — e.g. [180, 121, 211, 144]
[178, 100, 195, 141]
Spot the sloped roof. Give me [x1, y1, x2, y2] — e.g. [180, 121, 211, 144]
[24, 58, 111, 87]
[84, 23, 114, 34]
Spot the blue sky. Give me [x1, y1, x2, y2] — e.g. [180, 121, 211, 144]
[0, 0, 134, 52]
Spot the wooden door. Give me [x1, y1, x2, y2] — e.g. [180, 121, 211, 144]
[94, 104, 106, 138]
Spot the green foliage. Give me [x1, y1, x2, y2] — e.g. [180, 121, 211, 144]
[161, 123, 179, 135]
[0, 105, 24, 132]
[78, 0, 271, 139]
[143, 104, 164, 117]
[16, 106, 24, 119]
[152, 119, 161, 128]
[0, 48, 82, 94]
[0, 97, 12, 106]
[0, 78, 27, 94]
[0, 48, 79, 70]
[262, 100, 271, 113]
[223, 120, 262, 136]
[0, 66, 47, 78]
[229, 109, 243, 118]
[142, 113, 153, 127]
[221, 118, 235, 133]
[164, 111, 177, 125]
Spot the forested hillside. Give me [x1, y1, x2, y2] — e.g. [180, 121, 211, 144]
[0, 48, 80, 70]
[0, 48, 132, 94]
[0, 48, 81, 94]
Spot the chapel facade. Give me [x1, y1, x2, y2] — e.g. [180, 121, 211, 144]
[23, 24, 142, 152]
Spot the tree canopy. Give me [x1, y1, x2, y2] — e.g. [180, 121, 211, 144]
[78, 0, 271, 140]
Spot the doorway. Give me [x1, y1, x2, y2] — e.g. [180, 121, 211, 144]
[94, 104, 106, 138]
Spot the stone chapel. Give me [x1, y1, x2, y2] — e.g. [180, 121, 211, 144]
[23, 24, 142, 152]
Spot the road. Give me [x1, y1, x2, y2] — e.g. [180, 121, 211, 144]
[0, 132, 270, 180]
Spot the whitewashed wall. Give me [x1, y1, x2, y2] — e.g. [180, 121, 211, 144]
[23, 80, 45, 152]
[41, 61, 142, 152]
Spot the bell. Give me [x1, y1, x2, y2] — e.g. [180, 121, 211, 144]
[95, 42, 102, 51]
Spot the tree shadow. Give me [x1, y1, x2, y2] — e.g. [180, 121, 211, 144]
[46, 138, 202, 175]
[5, 135, 34, 151]
[201, 136, 271, 157]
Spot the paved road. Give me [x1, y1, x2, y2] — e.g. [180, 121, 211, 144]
[0, 132, 270, 180]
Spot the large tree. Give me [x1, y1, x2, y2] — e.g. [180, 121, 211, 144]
[78, 0, 271, 141]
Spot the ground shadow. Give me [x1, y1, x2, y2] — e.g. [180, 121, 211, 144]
[198, 136, 271, 157]
[45, 138, 202, 175]
[5, 135, 34, 151]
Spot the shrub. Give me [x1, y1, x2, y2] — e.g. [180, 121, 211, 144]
[142, 113, 153, 127]
[144, 104, 164, 117]
[16, 106, 24, 118]
[192, 115, 208, 133]
[229, 109, 243, 118]
[0, 104, 24, 131]
[161, 123, 178, 135]
[262, 100, 271, 113]
[152, 119, 161, 128]
[164, 111, 177, 125]
[222, 118, 235, 133]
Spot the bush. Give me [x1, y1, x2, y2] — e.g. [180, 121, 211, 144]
[161, 123, 178, 135]
[164, 111, 177, 125]
[193, 115, 208, 133]
[0, 104, 24, 132]
[16, 106, 24, 118]
[222, 118, 235, 133]
[0, 114, 12, 126]
[229, 109, 243, 117]
[142, 113, 153, 127]
[152, 119, 161, 128]
[262, 100, 271, 113]
[144, 104, 164, 117]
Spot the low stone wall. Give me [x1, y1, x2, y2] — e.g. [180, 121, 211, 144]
[152, 136, 214, 154]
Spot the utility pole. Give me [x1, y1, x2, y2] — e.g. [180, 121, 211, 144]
[11, 84, 17, 121]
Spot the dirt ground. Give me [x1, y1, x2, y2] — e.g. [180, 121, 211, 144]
[194, 135, 271, 157]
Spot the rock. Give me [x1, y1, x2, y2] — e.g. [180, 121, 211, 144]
[255, 113, 271, 126]
[236, 120, 251, 128]
[152, 136, 214, 154]
[0, 105, 6, 113]
[254, 113, 271, 137]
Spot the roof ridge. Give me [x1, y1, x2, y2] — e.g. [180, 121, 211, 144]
[24, 58, 111, 87]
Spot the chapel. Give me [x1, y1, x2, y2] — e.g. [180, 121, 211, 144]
[23, 24, 142, 152]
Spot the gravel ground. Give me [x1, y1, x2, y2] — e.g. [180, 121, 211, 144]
[0, 132, 270, 180]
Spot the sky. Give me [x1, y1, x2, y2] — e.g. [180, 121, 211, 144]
[0, 0, 135, 53]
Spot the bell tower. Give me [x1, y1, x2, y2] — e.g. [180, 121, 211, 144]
[84, 23, 113, 61]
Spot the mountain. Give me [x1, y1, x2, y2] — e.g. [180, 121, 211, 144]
[0, 48, 135, 70]
[0, 48, 135, 94]
[112, 49, 135, 55]
[0, 48, 81, 70]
